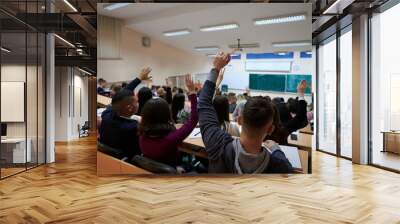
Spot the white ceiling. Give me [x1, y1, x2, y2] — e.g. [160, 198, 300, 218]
[98, 3, 312, 55]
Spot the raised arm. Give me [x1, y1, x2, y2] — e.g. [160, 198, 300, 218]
[166, 75, 199, 143]
[285, 80, 308, 133]
[199, 53, 233, 160]
[125, 67, 152, 92]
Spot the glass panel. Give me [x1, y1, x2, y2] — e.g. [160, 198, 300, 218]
[371, 3, 400, 171]
[27, 31, 38, 169]
[318, 37, 337, 154]
[339, 29, 352, 158]
[1, 30, 28, 178]
[38, 32, 45, 165]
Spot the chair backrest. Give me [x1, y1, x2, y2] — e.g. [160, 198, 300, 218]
[131, 155, 177, 174]
[97, 142, 125, 160]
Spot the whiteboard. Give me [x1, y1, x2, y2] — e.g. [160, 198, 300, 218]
[221, 63, 249, 90]
[1, 82, 25, 122]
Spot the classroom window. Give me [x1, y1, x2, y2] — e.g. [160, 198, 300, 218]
[370, 3, 400, 171]
[339, 28, 352, 159]
[317, 36, 337, 155]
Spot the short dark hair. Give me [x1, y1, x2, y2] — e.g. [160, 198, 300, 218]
[137, 87, 153, 115]
[228, 92, 236, 97]
[111, 89, 133, 112]
[121, 82, 128, 88]
[287, 98, 297, 114]
[110, 84, 122, 93]
[213, 95, 230, 125]
[171, 93, 185, 123]
[242, 96, 275, 131]
[98, 78, 106, 84]
[139, 98, 175, 137]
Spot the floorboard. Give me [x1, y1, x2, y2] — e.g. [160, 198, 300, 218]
[1, 135, 400, 223]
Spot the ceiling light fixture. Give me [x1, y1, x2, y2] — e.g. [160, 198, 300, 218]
[54, 34, 75, 48]
[254, 14, 306, 26]
[200, 23, 239, 32]
[163, 29, 191, 37]
[207, 53, 239, 58]
[63, 0, 78, 12]
[78, 67, 92, 76]
[195, 46, 220, 51]
[104, 3, 131, 11]
[272, 41, 311, 48]
[1, 47, 11, 53]
[323, 0, 344, 14]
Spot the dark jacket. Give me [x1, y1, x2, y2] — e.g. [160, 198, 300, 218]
[198, 69, 293, 174]
[267, 99, 308, 145]
[98, 78, 142, 159]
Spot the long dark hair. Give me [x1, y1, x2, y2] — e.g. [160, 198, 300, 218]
[137, 87, 153, 115]
[212, 95, 230, 125]
[171, 93, 185, 123]
[139, 98, 176, 137]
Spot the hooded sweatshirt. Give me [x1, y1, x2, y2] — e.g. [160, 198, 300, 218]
[198, 68, 293, 174]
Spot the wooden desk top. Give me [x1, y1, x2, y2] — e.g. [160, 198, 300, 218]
[97, 94, 111, 107]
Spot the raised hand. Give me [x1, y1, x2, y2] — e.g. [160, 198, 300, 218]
[297, 80, 307, 96]
[139, 67, 152, 81]
[213, 52, 231, 72]
[185, 74, 196, 94]
[194, 80, 203, 91]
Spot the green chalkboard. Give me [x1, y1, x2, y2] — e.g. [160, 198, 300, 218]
[286, 74, 312, 94]
[249, 73, 312, 94]
[249, 74, 286, 92]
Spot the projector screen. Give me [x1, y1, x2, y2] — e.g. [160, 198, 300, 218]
[1, 82, 25, 122]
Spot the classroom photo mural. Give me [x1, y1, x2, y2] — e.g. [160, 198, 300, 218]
[96, 3, 313, 176]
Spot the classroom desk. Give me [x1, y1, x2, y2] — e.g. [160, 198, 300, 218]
[97, 94, 111, 107]
[1, 138, 32, 164]
[179, 136, 309, 174]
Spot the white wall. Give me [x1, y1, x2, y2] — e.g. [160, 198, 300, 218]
[55, 67, 89, 141]
[97, 17, 212, 85]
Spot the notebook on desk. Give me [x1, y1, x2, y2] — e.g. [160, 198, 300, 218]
[278, 145, 302, 170]
[188, 128, 202, 139]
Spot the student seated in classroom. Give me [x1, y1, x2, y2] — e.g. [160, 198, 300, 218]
[266, 80, 308, 145]
[198, 52, 293, 174]
[139, 75, 199, 172]
[97, 78, 108, 96]
[98, 68, 152, 159]
[171, 93, 189, 124]
[99, 89, 141, 160]
[227, 92, 237, 113]
[212, 95, 240, 137]
[137, 86, 153, 116]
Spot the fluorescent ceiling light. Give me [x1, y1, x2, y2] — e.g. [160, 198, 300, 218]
[1, 47, 11, 53]
[200, 23, 239, 32]
[54, 34, 75, 48]
[104, 3, 131, 11]
[63, 0, 78, 12]
[254, 14, 306, 26]
[207, 53, 239, 58]
[78, 67, 92, 76]
[163, 29, 191, 37]
[272, 41, 311, 48]
[195, 46, 220, 51]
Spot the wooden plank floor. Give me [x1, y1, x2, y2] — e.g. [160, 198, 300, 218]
[1, 135, 400, 224]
